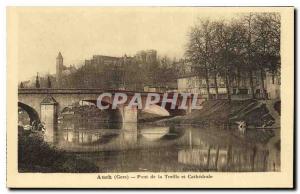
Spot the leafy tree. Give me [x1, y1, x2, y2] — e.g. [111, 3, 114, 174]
[252, 13, 281, 99]
[185, 13, 280, 100]
[47, 76, 52, 88]
[20, 82, 24, 88]
[186, 19, 215, 99]
[35, 73, 40, 88]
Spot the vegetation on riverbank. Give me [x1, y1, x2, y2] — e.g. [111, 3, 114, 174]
[18, 127, 98, 173]
[155, 99, 280, 127]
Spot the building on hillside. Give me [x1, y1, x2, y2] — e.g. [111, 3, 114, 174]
[83, 54, 132, 89]
[135, 49, 157, 64]
[87, 55, 123, 66]
[81, 51, 160, 90]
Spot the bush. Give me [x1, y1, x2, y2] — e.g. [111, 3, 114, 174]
[18, 129, 98, 173]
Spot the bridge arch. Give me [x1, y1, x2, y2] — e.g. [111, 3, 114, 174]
[81, 99, 122, 123]
[60, 99, 123, 128]
[18, 102, 40, 124]
[155, 102, 186, 116]
[142, 104, 170, 117]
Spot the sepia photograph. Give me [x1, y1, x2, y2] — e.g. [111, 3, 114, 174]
[6, 7, 294, 188]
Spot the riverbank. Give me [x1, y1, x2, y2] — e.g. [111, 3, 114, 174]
[18, 126, 98, 172]
[154, 99, 280, 128]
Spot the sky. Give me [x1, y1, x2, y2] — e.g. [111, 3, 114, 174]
[13, 7, 242, 81]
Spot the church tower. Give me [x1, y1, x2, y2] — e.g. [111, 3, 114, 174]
[56, 52, 63, 87]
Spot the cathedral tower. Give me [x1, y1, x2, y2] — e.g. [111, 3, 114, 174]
[56, 52, 63, 87]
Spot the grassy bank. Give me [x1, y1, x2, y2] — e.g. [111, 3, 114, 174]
[155, 99, 280, 127]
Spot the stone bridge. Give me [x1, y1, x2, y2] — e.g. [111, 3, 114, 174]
[18, 88, 204, 127]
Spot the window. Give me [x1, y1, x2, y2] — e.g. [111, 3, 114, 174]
[232, 88, 237, 95]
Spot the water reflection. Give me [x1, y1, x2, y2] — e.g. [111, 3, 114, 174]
[139, 127, 169, 141]
[43, 119, 280, 172]
[62, 130, 120, 145]
[178, 147, 270, 172]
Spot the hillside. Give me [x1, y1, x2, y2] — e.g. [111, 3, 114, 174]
[155, 99, 280, 128]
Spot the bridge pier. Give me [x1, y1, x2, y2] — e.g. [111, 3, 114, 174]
[120, 105, 138, 130]
[40, 96, 58, 142]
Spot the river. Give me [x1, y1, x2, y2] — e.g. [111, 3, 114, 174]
[42, 118, 280, 172]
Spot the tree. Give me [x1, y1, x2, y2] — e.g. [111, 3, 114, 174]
[214, 21, 234, 101]
[226, 20, 248, 97]
[35, 73, 40, 88]
[186, 19, 215, 100]
[20, 82, 24, 88]
[185, 13, 280, 101]
[208, 21, 221, 99]
[242, 13, 257, 99]
[47, 76, 52, 88]
[252, 13, 281, 99]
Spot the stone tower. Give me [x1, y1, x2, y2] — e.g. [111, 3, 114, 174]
[56, 52, 63, 87]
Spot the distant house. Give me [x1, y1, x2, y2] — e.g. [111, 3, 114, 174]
[177, 74, 227, 99]
[144, 86, 167, 93]
[135, 50, 157, 64]
[177, 69, 280, 100]
[144, 81, 177, 93]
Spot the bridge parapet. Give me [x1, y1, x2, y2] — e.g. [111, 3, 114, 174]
[18, 88, 165, 96]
